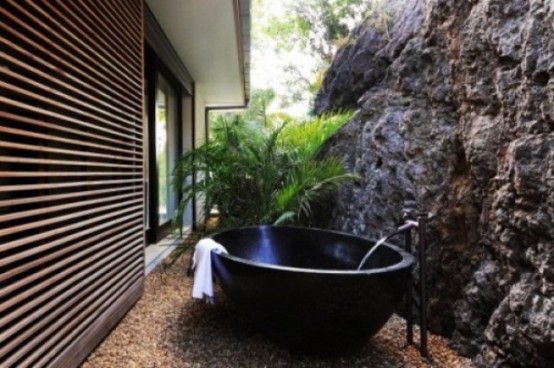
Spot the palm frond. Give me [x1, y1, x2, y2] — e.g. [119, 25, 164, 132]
[273, 211, 297, 226]
[171, 90, 356, 238]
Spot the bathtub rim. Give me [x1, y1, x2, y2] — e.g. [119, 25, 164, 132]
[210, 225, 415, 275]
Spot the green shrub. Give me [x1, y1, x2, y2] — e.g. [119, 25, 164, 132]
[172, 105, 355, 235]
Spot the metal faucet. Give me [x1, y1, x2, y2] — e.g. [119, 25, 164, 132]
[357, 213, 429, 358]
[404, 213, 429, 359]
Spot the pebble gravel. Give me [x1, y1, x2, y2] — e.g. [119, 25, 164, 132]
[83, 245, 475, 368]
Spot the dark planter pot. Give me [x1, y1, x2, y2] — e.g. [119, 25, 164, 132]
[211, 226, 414, 355]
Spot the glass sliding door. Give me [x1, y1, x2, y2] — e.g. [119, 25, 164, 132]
[155, 74, 177, 226]
[144, 46, 189, 244]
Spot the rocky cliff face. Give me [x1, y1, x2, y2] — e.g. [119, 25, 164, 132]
[316, 0, 554, 366]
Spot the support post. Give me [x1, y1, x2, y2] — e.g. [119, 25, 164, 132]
[405, 229, 413, 345]
[418, 214, 429, 358]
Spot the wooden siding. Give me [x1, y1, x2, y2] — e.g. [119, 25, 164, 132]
[0, 1, 145, 367]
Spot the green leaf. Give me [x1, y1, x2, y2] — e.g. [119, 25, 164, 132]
[172, 90, 356, 236]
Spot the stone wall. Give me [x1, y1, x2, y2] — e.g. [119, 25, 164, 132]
[316, 0, 554, 366]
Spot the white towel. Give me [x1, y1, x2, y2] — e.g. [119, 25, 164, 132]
[191, 238, 228, 303]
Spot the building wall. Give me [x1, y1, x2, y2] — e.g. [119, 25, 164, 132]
[194, 90, 207, 146]
[193, 90, 207, 225]
[0, 1, 144, 367]
[181, 94, 194, 229]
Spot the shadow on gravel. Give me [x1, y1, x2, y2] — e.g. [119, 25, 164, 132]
[171, 288, 405, 368]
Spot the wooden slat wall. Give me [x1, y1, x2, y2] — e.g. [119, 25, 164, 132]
[0, 1, 145, 367]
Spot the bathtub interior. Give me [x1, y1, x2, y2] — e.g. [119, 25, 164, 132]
[212, 226, 403, 271]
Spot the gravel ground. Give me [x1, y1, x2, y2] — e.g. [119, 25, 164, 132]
[83, 246, 475, 368]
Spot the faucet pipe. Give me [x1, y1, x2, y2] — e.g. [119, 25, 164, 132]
[357, 215, 428, 359]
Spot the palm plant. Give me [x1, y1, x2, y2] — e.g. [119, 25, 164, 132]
[172, 97, 355, 235]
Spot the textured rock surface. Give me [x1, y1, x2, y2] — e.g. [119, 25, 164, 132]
[317, 0, 554, 367]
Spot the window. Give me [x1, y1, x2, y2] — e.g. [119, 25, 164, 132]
[155, 74, 177, 225]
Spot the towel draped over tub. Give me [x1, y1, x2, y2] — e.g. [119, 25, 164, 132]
[191, 238, 228, 303]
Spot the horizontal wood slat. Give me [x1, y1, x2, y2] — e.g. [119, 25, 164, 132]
[0, 186, 139, 207]
[45, 2, 141, 77]
[1, 265, 140, 361]
[0, 41, 138, 117]
[0, 171, 141, 178]
[0, 192, 141, 223]
[1, 2, 142, 105]
[74, 1, 142, 65]
[0, 178, 143, 193]
[111, 1, 143, 38]
[96, 1, 142, 48]
[28, 1, 142, 83]
[0, 111, 141, 151]
[0, 96, 142, 145]
[1, 66, 141, 131]
[51, 1, 141, 72]
[0, 222, 142, 290]
[5, 268, 143, 368]
[0, 209, 142, 268]
[0, 237, 142, 318]
[2, 256, 143, 366]
[0, 123, 143, 158]
[48, 279, 143, 368]
[31, 269, 143, 368]
[0, 200, 142, 245]
[0, 83, 142, 140]
[0, 155, 140, 169]
[0, 1, 145, 367]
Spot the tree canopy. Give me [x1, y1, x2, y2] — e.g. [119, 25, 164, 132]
[252, 0, 381, 112]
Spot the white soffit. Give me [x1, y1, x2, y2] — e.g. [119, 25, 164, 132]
[146, 0, 246, 106]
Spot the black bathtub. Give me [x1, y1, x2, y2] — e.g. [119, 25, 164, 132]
[211, 226, 414, 354]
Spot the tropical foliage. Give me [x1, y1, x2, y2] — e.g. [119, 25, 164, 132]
[252, 0, 391, 110]
[172, 92, 355, 234]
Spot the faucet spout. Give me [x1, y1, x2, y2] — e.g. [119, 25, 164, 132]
[357, 219, 419, 270]
[397, 220, 418, 232]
